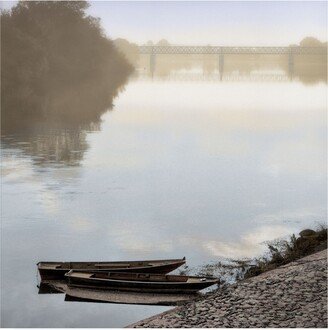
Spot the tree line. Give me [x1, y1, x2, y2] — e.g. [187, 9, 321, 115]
[1, 1, 133, 129]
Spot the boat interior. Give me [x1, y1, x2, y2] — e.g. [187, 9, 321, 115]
[67, 271, 213, 283]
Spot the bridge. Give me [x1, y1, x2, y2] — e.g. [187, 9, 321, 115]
[138, 45, 327, 78]
[138, 45, 326, 55]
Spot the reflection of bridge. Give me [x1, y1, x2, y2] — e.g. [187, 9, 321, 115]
[138, 45, 327, 79]
[135, 72, 292, 82]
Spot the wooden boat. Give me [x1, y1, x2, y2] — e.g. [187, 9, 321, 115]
[65, 271, 219, 293]
[37, 258, 186, 280]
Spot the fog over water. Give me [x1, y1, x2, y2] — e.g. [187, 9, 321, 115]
[2, 66, 326, 326]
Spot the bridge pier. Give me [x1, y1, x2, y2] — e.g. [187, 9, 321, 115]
[150, 51, 156, 77]
[288, 47, 294, 80]
[218, 54, 224, 80]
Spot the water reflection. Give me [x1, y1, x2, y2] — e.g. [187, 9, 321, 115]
[2, 122, 100, 168]
[137, 54, 327, 84]
[137, 70, 291, 82]
[2, 58, 326, 173]
[1, 72, 326, 327]
[37, 280, 197, 306]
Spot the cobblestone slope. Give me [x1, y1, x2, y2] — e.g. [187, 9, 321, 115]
[130, 249, 327, 328]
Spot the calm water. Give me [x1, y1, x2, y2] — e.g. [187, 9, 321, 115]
[1, 72, 327, 327]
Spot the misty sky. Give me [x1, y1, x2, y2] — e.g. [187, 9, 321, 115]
[1, 1, 327, 45]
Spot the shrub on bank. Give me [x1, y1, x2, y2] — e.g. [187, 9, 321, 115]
[244, 225, 327, 278]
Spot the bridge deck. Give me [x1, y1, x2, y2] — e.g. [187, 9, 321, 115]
[138, 46, 327, 55]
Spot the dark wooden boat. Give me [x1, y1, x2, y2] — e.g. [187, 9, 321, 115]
[65, 271, 219, 293]
[37, 258, 186, 280]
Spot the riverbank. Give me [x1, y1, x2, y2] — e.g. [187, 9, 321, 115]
[129, 249, 327, 328]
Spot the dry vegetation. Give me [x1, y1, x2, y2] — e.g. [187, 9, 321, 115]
[244, 225, 327, 278]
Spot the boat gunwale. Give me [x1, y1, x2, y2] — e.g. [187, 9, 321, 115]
[37, 258, 186, 269]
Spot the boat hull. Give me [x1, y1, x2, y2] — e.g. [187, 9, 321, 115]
[38, 259, 185, 280]
[66, 273, 219, 294]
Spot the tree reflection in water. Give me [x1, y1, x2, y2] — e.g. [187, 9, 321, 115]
[2, 121, 100, 168]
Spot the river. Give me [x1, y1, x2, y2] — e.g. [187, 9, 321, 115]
[1, 69, 326, 327]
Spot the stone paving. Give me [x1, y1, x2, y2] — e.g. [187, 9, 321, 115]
[129, 249, 327, 328]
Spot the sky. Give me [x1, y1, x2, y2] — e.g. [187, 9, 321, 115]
[1, 1, 327, 45]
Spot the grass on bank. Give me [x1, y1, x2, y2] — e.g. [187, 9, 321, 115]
[244, 224, 327, 279]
